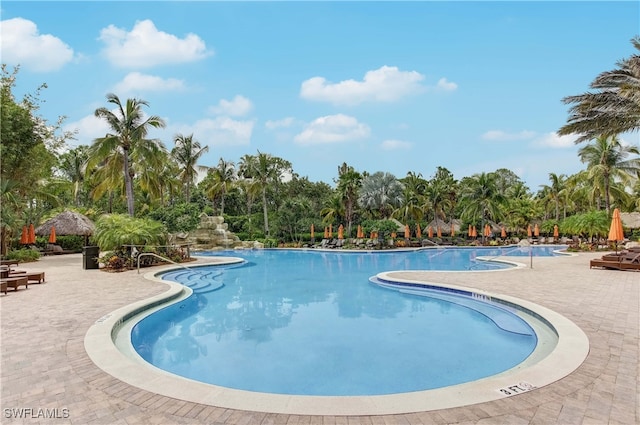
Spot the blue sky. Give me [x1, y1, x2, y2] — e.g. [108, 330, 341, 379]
[2, 1, 639, 190]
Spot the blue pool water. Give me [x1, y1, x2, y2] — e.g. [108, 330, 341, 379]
[132, 247, 561, 396]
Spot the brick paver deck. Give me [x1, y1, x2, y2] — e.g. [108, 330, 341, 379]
[1, 251, 638, 424]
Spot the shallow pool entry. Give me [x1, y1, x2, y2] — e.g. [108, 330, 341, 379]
[132, 250, 539, 396]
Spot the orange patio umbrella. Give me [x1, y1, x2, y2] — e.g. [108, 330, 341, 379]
[553, 224, 559, 239]
[328, 224, 333, 238]
[28, 223, 36, 244]
[338, 224, 344, 239]
[501, 226, 507, 238]
[484, 224, 491, 237]
[451, 223, 455, 237]
[437, 226, 442, 238]
[428, 226, 433, 238]
[20, 225, 28, 244]
[391, 232, 397, 238]
[416, 223, 422, 239]
[608, 208, 624, 252]
[370, 231, 375, 239]
[357, 225, 363, 238]
[471, 226, 477, 238]
[468, 224, 472, 237]
[404, 224, 410, 239]
[324, 227, 329, 238]
[534, 223, 540, 237]
[49, 225, 57, 244]
[527, 225, 532, 237]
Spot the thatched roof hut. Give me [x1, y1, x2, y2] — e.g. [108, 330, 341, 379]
[35, 210, 95, 237]
[621, 212, 640, 229]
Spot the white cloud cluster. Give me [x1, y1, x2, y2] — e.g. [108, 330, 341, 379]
[99, 19, 211, 68]
[209, 95, 253, 117]
[532, 132, 577, 148]
[300, 66, 426, 105]
[183, 117, 254, 147]
[482, 130, 536, 141]
[113, 72, 185, 94]
[265, 117, 295, 130]
[435, 78, 457, 91]
[0, 18, 74, 72]
[380, 139, 412, 150]
[294, 114, 370, 145]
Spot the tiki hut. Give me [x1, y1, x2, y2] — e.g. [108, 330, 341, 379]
[620, 212, 640, 229]
[35, 210, 95, 245]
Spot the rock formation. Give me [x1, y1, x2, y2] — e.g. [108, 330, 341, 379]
[172, 214, 263, 250]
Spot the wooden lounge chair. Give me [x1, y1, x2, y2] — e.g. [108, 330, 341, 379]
[590, 252, 640, 271]
[1, 281, 7, 295]
[9, 270, 45, 283]
[0, 276, 29, 291]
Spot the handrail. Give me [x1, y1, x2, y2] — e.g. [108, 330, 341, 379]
[136, 252, 223, 280]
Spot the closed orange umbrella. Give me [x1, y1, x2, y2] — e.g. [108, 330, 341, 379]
[20, 225, 28, 244]
[370, 231, 375, 239]
[437, 226, 442, 238]
[416, 223, 422, 239]
[428, 226, 433, 238]
[608, 208, 624, 247]
[49, 226, 57, 244]
[324, 227, 329, 238]
[553, 224, 559, 238]
[501, 226, 507, 238]
[328, 224, 333, 238]
[468, 224, 472, 237]
[527, 225, 532, 237]
[484, 224, 491, 237]
[357, 225, 363, 238]
[391, 232, 396, 239]
[451, 223, 455, 237]
[28, 223, 36, 244]
[404, 224, 410, 239]
[534, 223, 540, 237]
[471, 226, 477, 238]
[338, 224, 344, 239]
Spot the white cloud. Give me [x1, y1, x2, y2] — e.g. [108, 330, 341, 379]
[209, 95, 253, 117]
[482, 130, 536, 141]
[113, 72, 185, 94]
[294, 114, 370, 145]
[0, 18, 74, 72]
[435, 77, 457, 91]
[532, 132, 578, 148]
[99, 19, 211, 68]
[300, 66, 426, 105]
[265, 117, 295, 130]
[380, 139, 412, 150]
[63, 114, 110, 145]
[177, 117, 254, 147]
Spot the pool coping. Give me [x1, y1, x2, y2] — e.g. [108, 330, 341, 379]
[84, 253, 589, 416]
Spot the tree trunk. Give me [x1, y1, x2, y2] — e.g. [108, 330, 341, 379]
[123, 148, 135, 216]
[262, 188, 269, 236]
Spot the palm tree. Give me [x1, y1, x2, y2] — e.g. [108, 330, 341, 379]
[459, 172, 506, 238]
[204, 158, 237, 215]
[91, 94, 166, 216]
[358, 172, 404, 219]
[171, 133, 209, 202]
[238, 151, 292, 236]
[578, 135, 640, 214]
[559, 36, 640, 143]
[335, 164, 362, 237]
[57, 146, 88, 206]
[539, 173, 566, 221]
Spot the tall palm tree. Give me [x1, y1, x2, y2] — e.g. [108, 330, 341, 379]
[539, 173, 566, 221]
[171, 133, 209, 202]
[559, 36, 640, 143]
[57, 146, 88, 206]
[578, 135, 640, 214]
[91, 94, 166, 216]
[238, 151, 292, 236]
[335, 164, 362, 237]
[205, 158, 237, 215]
[459, 172, 505, 237]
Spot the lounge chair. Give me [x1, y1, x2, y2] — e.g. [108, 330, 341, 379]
[8, 270, 45, 284]
[0, 276, 29, 291]
[590, 252, 640, 271]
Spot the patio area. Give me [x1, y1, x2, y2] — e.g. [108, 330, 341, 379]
[1, 251, 638, 424]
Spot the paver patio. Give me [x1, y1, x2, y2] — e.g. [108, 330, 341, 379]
[1, 250, 638, 424]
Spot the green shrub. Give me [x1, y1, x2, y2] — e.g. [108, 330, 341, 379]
[5, 248, 40, 262]
[94, 214, 167, 251]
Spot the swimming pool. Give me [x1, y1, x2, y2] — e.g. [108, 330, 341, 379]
[131, 247, 562, 396]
